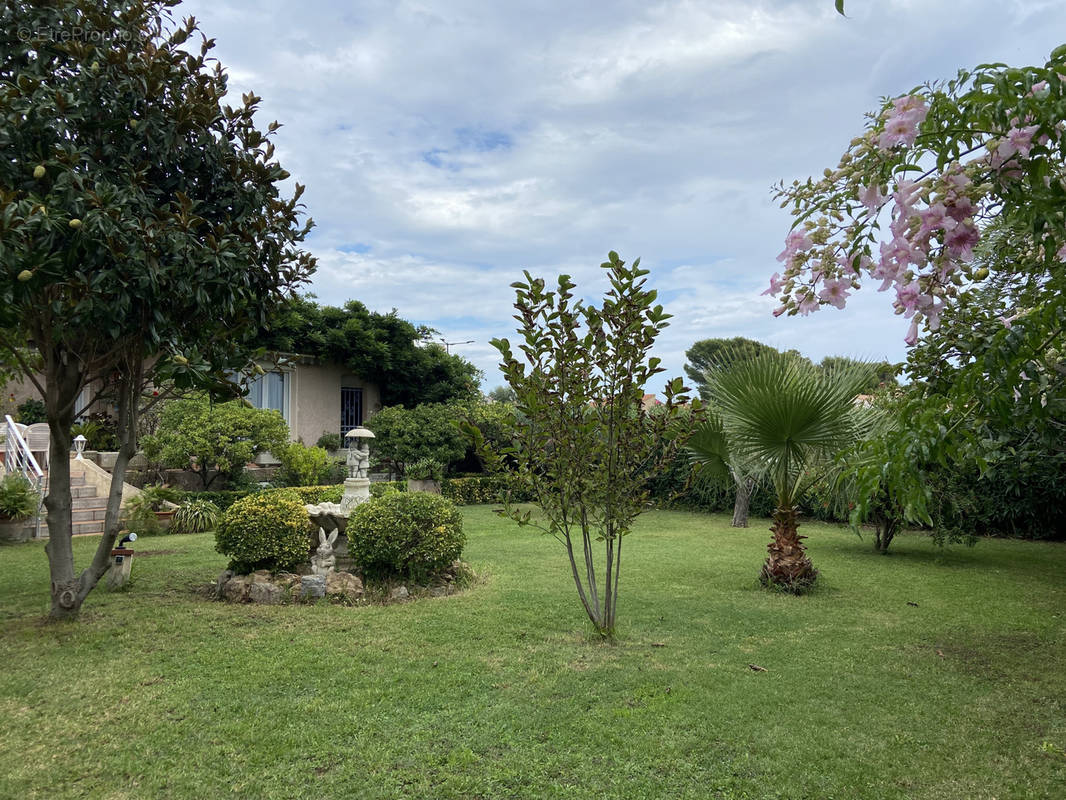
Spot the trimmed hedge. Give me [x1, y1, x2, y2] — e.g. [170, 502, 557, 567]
[214, 493, 312, 573]
[441, 475, 534, 505]
[175, 484, 344, 510]
[182, 476, 531, 509]
[347, 491, 465, 581]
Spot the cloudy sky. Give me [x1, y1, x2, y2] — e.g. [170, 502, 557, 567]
[181, 0, 1066, 392]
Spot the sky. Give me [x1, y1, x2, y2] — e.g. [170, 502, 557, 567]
[180, 0, 1066, 393]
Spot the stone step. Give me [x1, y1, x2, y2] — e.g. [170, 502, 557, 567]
[36, 518, 108, 538]
[71, 485, 98, 499]
[71, 508, 110, 522]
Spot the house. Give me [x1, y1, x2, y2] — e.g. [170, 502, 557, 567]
[245, 355, 382, 446]
[3, 355, 382, 448]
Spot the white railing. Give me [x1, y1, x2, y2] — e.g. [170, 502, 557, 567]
[4, 415, 45, 538]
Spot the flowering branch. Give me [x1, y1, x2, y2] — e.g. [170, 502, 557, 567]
[768, 48, 1066, 345]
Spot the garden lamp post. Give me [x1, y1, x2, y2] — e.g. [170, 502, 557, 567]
[73, 434, 87, 461]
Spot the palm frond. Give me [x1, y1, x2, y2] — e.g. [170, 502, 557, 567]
[704, 354, 878, 506]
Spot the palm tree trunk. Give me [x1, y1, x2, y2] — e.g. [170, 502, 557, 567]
[761, 506, 818, 591]
[731, 474, 753, 528]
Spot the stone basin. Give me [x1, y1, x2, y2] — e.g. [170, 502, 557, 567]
[305, 502, 348, 535]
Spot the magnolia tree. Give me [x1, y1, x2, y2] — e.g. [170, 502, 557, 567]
[0, 1, 314, 618]
[766, 48, 1066, 347]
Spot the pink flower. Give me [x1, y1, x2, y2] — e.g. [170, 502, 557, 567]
[857, 183, 885, 212]
[871, 257, 902, 292]
[895, 282, 921, 315]
[762, 272, 784, 297]
[796, 293, 819, 316]
[772, 305, 787, 318]
[944, 220, 980, 259]
[917, 202, 955, 244]
[904, 317, 920, 346]
[944, 196, 974, 224]
[818, 278, 851, 309]
[777, 231, 814, 264]
[1057, 243, 1066, 262]
[878, 96, 928, 151]
[892, 179, 922, 214]
[1003, 124, 1039, 160]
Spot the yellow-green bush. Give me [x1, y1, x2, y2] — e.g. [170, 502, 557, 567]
[347, 492, 464, 581]
[214, 493, 310, 573]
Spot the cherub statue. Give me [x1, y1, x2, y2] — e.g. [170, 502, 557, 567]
[347, 440, 370, 480]
[311, 529, 338, 576]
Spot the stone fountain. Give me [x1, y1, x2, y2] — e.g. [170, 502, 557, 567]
[304, 426, 375, 573]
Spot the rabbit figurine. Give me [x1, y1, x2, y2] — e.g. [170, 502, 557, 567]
[311, 529, 338, 576]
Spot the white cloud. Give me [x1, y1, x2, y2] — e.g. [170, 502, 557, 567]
[179, 0, 1066, 389]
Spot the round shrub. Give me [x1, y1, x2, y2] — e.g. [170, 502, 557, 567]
[348, 492, 465, 581]
[215, 493, 311, 574]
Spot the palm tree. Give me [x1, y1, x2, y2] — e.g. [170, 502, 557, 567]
[689, 354, 876, 591]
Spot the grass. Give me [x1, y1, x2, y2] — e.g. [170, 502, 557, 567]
[1, 507, 1065, 799]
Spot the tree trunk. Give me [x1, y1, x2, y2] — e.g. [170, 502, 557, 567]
[43, 362, 83, 620]
[874, 517, 898, 554]
[731, 475, 753, 528]
[44, 353, 143, 620]
[761, 506, 818, 592]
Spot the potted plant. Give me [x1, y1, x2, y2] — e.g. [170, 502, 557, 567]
[406, 458, 444, 494]
[123, 485, 181, 535]
[0, 473, 41, 543]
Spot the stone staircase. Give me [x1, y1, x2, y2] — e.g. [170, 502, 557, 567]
[36, 471, 111, 538]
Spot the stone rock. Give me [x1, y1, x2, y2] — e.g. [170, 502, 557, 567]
[222, 575, 251, 603]
[214, 569, 234, 599]
[301, 574, 327, 600]
[389, 585, 409, 601]
[326, 571, 364, 602]
[274, 572, 301, 590]
[250, 570, 273, 584]
[427, 586, 450, 598]
[249, 581, 281, 605]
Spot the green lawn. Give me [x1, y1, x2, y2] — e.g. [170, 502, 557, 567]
[1, 508, 1065, 799]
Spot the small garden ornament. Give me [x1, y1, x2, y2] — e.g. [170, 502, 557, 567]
[311, 529, 338, 576]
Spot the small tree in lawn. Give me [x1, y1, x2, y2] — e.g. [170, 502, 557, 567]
[0, 1, 314, 618]
[470, 252, 696, 637]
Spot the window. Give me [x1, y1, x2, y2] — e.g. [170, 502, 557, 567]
[248, 371, 290, 422]
[341, 387, 363, 438]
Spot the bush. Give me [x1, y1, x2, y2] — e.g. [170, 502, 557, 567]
[647, 451, 776, 518]
[440, 475, 533, 505]
[370, 481, 406, 498]
[277, 441, 333, 486]
[366, 403, 467, 477]
[141, 395, 288, 489]
[315, 431, 342, 452]
[265, 485, 343, 505]
[16, 398, 46, 425]
[348, 492, 465, 581]
[172, 500, 221, 534]
[70, 413, 119, 451]
[171, 489, 252, 512]
[215, 493, 311, 573]
[407, 457, 444, 481]
[0, 473, 39, 520]
[123, 494, 162, 536]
